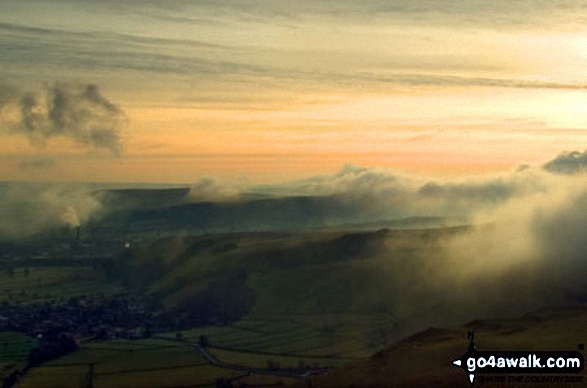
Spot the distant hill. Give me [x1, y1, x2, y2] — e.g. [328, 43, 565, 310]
[104, 227, 465, 328]
[106, 229, 393, 325]
[94, 187, 191, 211]
[92, 187, 455, 236]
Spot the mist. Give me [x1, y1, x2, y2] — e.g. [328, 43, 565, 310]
[0, 151, 579, 239]
[369, 164, 587, 334]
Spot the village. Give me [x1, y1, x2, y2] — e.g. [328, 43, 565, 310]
[0, 293, 170, 341]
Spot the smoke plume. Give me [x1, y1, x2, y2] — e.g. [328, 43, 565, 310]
[0, 82, 125, 155]
[0, 183, 101, 240]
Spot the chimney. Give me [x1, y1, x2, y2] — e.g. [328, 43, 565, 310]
[71, 226, 81, 252]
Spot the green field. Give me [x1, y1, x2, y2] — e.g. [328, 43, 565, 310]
[0, 266, 124, 304]
[19, 338, 215, 388]
[0, 332, 35, 363]
[18, 335, 324, 388]
[0, 332, 36, 383]
[13, 310, 398, 387]
[159, 313, 397, 363]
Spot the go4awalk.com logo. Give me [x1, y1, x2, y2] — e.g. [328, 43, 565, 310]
[452, 331, 585, 384]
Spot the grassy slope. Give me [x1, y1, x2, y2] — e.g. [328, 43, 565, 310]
[13, 227, 468, 387]
[110, 228, 460, 360]
[108, 229, 438, 360]
[121, 229, 441, 316]
[0, 266, 124, 304]
[297, 306, 587, 388]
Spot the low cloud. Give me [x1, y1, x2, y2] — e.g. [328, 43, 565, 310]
[543, 150, 587, 174]
[368, 171, 587, 333]
[281, 163, 553, 222]
[188, 178, 240, 202]
[247, 158, 587, 331]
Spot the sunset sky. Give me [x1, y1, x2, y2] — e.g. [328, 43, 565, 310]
[2, 0, 587, 184]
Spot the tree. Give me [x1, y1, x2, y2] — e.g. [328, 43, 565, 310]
[297, 360, 306, 370]
[199, 335, 210, 348]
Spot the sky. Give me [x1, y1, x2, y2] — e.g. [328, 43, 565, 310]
[2, 1, 587, 184]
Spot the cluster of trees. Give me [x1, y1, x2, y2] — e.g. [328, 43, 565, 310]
[2, 333, 78, 388]
[3, 267, 29, 279]
[27, 333, 78, 368]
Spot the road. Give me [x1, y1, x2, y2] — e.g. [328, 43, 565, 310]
[192, 343, 329, 379]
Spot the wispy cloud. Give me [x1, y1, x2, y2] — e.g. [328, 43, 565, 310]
[18, 156, 57, 170]
[0, 22, 265, 76]
[2, 20, 587, 97]
[49, 0, 587, 29]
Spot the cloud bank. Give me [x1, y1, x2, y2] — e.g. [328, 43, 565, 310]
[345, 154, 587, 332]
[543, 150, 587, 174]
[226, 155, 587, 331]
